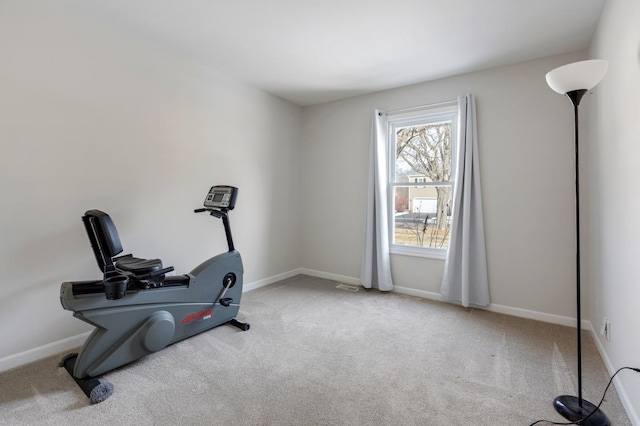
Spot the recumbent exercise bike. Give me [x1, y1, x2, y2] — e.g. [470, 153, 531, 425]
[59, 185, 249, 403]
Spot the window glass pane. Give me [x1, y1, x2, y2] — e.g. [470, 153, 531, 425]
[392, 185, 452, 249]
[394, 121, 453, 184]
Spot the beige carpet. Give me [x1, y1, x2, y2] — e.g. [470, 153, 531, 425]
[0, 275, 631, 425]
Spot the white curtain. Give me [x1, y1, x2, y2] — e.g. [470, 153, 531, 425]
[440, 94, 489, 307]
[360, 109, 393, 291]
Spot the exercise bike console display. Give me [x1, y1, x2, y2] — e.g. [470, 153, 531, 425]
[204, 185, 237, 210]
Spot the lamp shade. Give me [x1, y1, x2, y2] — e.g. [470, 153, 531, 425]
[545, 59, 608, 94]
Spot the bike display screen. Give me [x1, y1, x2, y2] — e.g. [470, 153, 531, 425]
[204, 186, 238, 210]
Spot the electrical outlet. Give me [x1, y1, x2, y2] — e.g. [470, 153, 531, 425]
[600, 318, 611, 341]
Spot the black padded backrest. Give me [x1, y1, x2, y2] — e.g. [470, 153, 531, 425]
[82, 210, 124, 272]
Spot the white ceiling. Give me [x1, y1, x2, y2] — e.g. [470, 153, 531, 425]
[60, 0, 606, 106]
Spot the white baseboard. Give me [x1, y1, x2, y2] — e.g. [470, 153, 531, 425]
[0, 331, 91, 373]
[392, 285, 444, 300]
[243, 268, 304, 292]
[308, 274, 588, 330]
[486, 302, 592, 330]
[298, 268, 361, 286]
[389, 285, 591, 329]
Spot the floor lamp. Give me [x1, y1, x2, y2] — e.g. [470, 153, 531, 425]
[545, 59, 609, 425]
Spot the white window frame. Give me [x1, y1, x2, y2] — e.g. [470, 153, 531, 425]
[387, 102, 458, 260]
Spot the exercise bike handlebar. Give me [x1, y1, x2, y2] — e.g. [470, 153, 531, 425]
[194, 207, 227, 218]
[193, 208, 235, 252]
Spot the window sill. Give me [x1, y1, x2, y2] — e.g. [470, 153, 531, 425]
[390, 245, 447, 260]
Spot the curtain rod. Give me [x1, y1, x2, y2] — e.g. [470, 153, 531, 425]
[384, 99, 457, 115]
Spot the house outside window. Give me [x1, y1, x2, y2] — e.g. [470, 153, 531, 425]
[388, 103, 458, 259]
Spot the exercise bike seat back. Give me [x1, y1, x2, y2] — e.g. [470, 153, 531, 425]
[82, 210, 164, 278]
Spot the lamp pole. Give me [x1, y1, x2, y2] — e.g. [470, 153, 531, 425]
[569, 88, 586, 408]
[551, 89, 609, 426]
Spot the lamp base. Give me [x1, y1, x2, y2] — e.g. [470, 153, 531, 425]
[553, 395, 610, 425]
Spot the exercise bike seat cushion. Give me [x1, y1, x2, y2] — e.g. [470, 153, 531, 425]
[115, 257, 163, 276]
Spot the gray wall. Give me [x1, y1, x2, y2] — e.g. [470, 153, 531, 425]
[587, 0, 640, 422]
[301, 51, 588, 319]
[0, 2, 302, 361]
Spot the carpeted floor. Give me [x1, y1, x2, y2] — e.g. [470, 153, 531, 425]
[0, 275, 631, 425]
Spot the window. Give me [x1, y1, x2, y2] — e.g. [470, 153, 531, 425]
[387, 103, 458, 259]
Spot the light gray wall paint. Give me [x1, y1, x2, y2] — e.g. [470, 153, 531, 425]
[301, 51, 588, 317]
[0, 2, 302, 360]
[587, 0, 640, 421]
